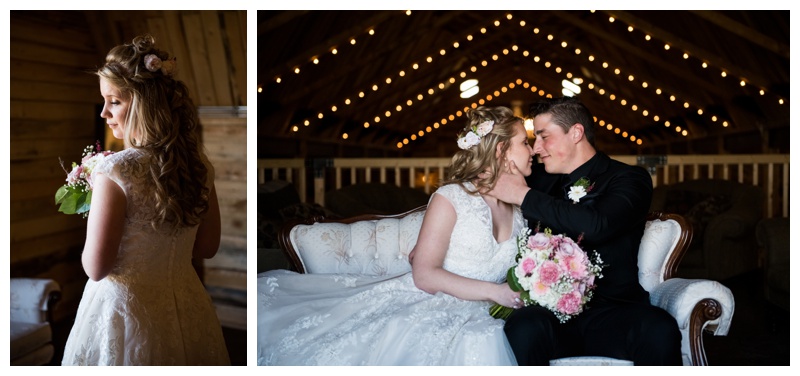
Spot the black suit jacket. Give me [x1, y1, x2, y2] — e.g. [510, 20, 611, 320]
[520, 152, 653, 304]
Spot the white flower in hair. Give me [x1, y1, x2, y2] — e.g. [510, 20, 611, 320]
[457, 119, 494, 150]
[144, 54, 163, 72]
[144, 53, 177, 76]
[476, 120, 494, 136]
[458, 132, 481, 150]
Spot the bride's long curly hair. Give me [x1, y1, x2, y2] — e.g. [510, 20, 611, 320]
[97, 34, 209, 231]
[442, 106, 523, 194]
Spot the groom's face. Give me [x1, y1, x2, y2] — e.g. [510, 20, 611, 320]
[532, 113, 578, 175]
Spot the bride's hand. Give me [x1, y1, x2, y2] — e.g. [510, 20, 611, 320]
[495, 283, 523, 309]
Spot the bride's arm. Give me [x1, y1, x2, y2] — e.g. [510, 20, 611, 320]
[410, 194, 520, 307]
[192, 185, 221, 259]
[82, 173, 126, 281]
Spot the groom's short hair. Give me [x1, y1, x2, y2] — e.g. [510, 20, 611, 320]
[530, 96, 596, 147]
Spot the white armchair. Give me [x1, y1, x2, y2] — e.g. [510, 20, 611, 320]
[279, 208, 735, 366]
[10, 278, 61, 366]
[550, 212, 735, 366]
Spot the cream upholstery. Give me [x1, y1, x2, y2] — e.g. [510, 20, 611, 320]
[283, 207, 425, 275]
[280, 208, 735, 366]
[10, 278, 61, 366]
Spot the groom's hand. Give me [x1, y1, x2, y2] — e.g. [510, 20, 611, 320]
[484, 160, 530, 206]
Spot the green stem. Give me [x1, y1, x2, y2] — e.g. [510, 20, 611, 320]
[489, 303, 513, 320]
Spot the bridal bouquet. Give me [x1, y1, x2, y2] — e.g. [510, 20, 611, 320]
[55, 142, 115, 217]
[490, 227, 604, 323]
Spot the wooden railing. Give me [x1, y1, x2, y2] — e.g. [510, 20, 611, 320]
[258, 154, 789, 218]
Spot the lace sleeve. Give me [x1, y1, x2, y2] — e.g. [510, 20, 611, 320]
[429, 183, 469, 217]
[92, 151, 127, 194]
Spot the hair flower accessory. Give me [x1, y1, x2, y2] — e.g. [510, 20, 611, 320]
[144, 54, 177, 76]
[568, 177, 594, 203]
[457, 120, 494, 150]
[144, 54, 162, 72]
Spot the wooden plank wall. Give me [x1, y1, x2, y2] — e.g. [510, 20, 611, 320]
[9, 12, 101, 322]
[9, 10, 248, 326]
[201, 114, 247, 330]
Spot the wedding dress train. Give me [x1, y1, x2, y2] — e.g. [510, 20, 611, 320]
[257, 182, 522, 365]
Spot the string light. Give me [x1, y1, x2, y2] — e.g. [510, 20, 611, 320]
[396, 78, 642, 148]
[594, 11, 784, 104]
[284, 11, 775, 137]
[302, 17, 727, 143]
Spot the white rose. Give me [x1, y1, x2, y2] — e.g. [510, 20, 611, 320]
[476, 120, 494, 136]
[458, 132, 481, 149]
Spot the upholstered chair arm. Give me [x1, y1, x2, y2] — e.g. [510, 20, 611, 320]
[649, 278, 734, 365]
[10, 278, 61, 324]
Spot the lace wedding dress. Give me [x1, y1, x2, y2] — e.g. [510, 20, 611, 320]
[257, 182, 523, 365]
[62, 148, 230, 366]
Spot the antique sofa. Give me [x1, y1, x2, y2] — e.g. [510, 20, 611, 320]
[651, 179, 764, 281]
[278, 206, 735, 365]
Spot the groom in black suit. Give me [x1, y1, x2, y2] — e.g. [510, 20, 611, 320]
[488, 96, 682, 365]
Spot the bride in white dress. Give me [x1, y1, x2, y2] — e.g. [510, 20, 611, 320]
[257, 106, 535, 365]
[61, 35, 229, 366]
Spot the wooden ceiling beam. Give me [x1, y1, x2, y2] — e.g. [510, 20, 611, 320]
[604, 10, 778, 91]
[552, 10, 728, 99]
[257, 10, 309, 35]
[278, 11, 470, 106]
[262, 11, 396, 82]
[689, 10, 789, 59]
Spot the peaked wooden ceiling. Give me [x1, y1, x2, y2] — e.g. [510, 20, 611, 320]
[258, 10, 789, 158]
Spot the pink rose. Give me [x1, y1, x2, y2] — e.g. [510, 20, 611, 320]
[520, 257, 537, 276]
[556, 238, 582, 257]
[527, 232, 550, 250]
[144, 54, 162, 72]
[556, 290, 583, 315]
[538, 261, 560, 285]
[67, 165, 83, 185]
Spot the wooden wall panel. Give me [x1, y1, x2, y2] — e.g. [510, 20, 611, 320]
[200, 113, 247, 329]
[10, 12, 100, 322]
[162, 11, 199, 102]
[183, 14, 216, 106]
[223, 11, 247, 106]
[201, 11, 234, 106]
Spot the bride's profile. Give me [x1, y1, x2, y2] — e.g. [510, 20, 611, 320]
[257, 106, 535, 365]
[61, 34, 230, 366]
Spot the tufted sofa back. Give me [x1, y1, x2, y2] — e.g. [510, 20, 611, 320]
[282, 207, 426, 275]
[281, 208, 692, 290]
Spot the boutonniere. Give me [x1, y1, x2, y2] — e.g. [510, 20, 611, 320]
[567, 177, 595, 203]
